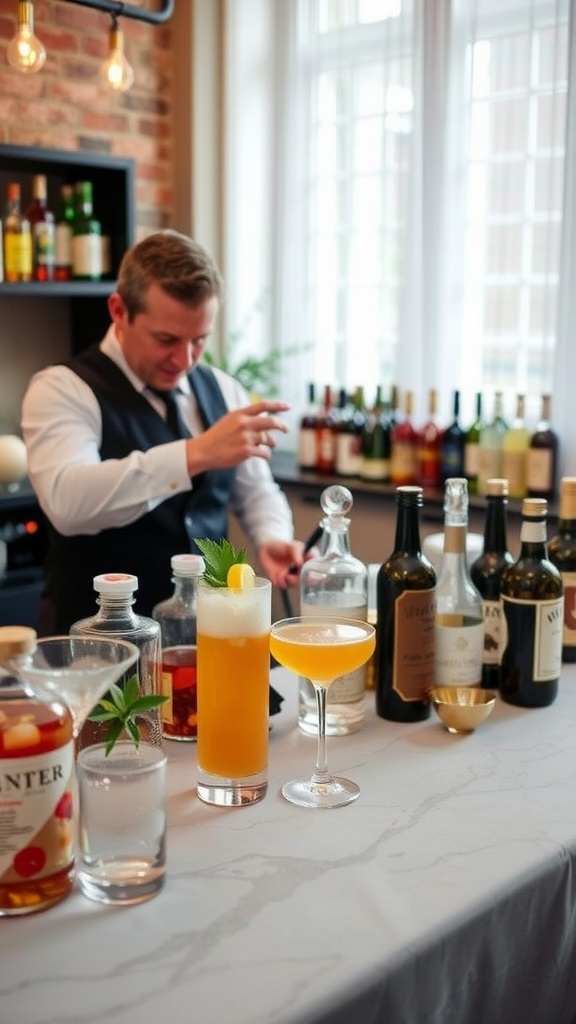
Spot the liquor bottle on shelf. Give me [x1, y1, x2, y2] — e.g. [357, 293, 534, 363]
[547, 477, 576, 663]
[54, 184, 75, 282]
[435, 478, 484, 687]
[502, 394, 529, 499]
[360, 385, 390, 482]
[3, 182, 32, 282]
[390, 389, 419, 485]
[500, 498, 563, 707]
[477, 391, 508, 495]
[336, 386, 365, 477]
[27, 174, 55, 282]
[470, 478, 515, 689]
[297, 383, 319, 471]
[527, 394, 559, 501]
[152, 553, 205, 740]
[0, 625, 74, 917]
[299, 484, 368, 736]
[315, 384, 337, 473]
[440, 389, 465, 482]
[464, 392, 483, 494]
[418, 387, 442, 489]
[70, 573, 162, 749]
[71, 181, 102, 281]
[375, 485, 436, 722]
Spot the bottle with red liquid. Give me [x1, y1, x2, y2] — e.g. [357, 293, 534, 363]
[418, 387, 442, 488]
[0, 626, 74, 917]
[153, 554, 205, 740]
[315, 384, 337, 473]
[27, 174, 55, 282]
[391, 389, 419, 485]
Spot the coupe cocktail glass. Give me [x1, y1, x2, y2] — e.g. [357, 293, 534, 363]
[270, 616, 375, 808]
[18, 635, 139, 739]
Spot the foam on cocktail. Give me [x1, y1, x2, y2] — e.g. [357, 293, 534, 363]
[197, 584, 270, 637]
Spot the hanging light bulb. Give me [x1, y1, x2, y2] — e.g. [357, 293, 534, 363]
[99, 15, 134, 92]
[6, 1, 46, 75]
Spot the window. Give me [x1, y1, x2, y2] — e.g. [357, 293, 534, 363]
[223, 0, 575, 468]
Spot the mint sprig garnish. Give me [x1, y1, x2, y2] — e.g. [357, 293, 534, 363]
[88, 674, 168, 755]
[194, 537, 248, 587]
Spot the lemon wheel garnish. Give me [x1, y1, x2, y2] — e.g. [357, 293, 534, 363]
[227, 563, 256, 589]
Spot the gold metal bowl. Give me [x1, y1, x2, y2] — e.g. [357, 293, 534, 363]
[429, 686, 497, 734]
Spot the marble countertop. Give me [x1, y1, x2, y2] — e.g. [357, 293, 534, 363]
[2, 668, 576, 1024]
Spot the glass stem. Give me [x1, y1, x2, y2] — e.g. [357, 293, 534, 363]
[311, 682, 332, 785]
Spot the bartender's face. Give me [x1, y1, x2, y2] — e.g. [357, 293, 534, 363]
[108, 282, 219, 391]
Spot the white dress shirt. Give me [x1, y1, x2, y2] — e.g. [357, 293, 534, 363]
[21, 326, 294, 549]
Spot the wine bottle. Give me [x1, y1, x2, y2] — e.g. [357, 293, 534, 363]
[360, 385, 390, 482]
[502, 394, 529, 499]
[527, 394, 559, 501]
[391, 389, 419, 485]
[299, 485, 368, 735]
[3, 182, 32, 282]
[315, 384, 337, 473]
[500, 498, 563, 707]
[336, 386, 365, 477]
[469, 478, 514, 689]
[464, 392, 483, 494]
[375, 486, 436, 722]
[72, 181, 102, 281]
[27, 174, 55, 282]
[0, 626, 74, 916]
[54, 184, 75, 282]
[418, 387, 442, 489]
[547, 477, 576, 663]
[435, 478, 484, 686]
[440, 389, 465, 481]
[477, 391, 508, 495]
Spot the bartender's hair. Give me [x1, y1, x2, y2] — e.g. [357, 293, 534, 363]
[117, 229, 224, 321]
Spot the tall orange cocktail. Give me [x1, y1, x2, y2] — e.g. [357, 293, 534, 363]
[196, 577, 271, 806]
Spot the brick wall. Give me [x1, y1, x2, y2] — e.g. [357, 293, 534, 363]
[0, 0, 174, 238]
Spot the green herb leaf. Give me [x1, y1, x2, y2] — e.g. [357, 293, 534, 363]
[194, 537, 248, 587]
[88, 673, 168, 756]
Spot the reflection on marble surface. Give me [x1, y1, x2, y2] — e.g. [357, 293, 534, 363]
[1, 669, 576, 1024]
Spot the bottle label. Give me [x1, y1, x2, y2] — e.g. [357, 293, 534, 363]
[0, 744, 74, 883]
[527, 449, 553, 492]
[560, 571, 576, 649]
[335, 434, 362, 476]
[464, 442, 480, 477]
[297, 428, 317, 469]
[502, 450, 527, 497]
[481, 599, 503, 665]
[72, 235, 102, 278]
[501, 594, 564, 680]
[55, 222, 72, 269]
[392, 589, 436, 700]
[4, 233, 32, 277]
[435, 616, 484, 684]
[32, 222, 55, 268]
[391, 442, 418, 479]
[442, 525, 467, 554]
[361, 456, 390, 481]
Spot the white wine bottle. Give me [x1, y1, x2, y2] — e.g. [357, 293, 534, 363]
[435, 478, 484, 686]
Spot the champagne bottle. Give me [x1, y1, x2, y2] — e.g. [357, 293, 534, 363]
[3, 182, 32, 282]
[418, 387, 442, 489]
[297, 382, 319, 471]
[464, 392, 483, 494]
[502, 394, 529, 499]
[299, 485, 368, 735]
[469, 478, 514, 689]
[435, 478, 484, 686]
[375, 486, 436, 722]
[440, 389, 465, 482]
[500, 498, 563, 707]
[0, 626, 74, 916]
[547, 477, 576, 663]
[527, 394, 559, 501]
[478, 391, 508, 495]
[27, 174, 55, 282]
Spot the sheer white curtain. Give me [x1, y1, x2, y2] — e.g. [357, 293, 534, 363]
[223, 0, 575, 473]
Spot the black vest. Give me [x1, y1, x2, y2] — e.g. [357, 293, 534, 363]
[41, 346, 237, 632]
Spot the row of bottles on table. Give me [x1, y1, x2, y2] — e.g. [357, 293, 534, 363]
[297, 384, 560, 501]
[1, 176, 105, 284]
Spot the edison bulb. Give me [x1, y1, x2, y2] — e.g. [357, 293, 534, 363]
[6, 1, 46, 75]
[100, 25, 134, 92]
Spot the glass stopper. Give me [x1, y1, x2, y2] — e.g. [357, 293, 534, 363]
[320, 484, 353, 517]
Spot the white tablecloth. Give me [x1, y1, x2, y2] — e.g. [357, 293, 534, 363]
[2, 667, 576, 1024]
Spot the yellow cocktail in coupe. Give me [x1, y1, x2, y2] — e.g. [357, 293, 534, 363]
[270, 619, 375, 682]
[270, 615, 376, 810]
[196, 557, 271, 807]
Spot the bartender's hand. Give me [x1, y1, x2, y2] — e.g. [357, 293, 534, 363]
[258, 539, 304, 589]
[185, 401, 290, 475]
